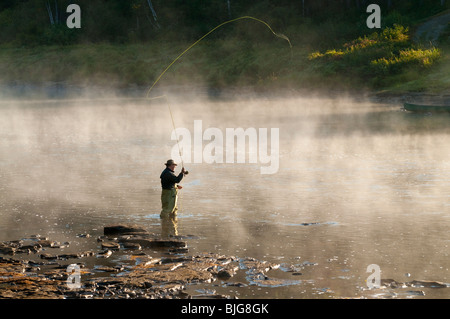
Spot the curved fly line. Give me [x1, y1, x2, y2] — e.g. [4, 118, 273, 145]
[145, 16, 292, 98]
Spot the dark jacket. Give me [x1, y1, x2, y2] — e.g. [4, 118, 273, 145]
[160, 167, 184, 190]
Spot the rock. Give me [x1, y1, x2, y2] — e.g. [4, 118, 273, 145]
[0, 258, 26, 274]
[169, 247, 189, 254]
[104, 224, 149, 236]
[19, 244, 42, 253]
[0, 275, 63, 299]
[79, 251, 95, 258]
[226, 282, 247, 287]
[0, 245, 16, 255]
[122, 242, 141, 250]
[101, 242, 121, 250]
[119, 238, 186, 249]
[127, 264, 214, 284]
[58, 253, 81, 260]
[217, 269, 234, 279]
[40, 253, 58, 260]
[1, 230, 312, 299]
[161, 256, 193, 264]
[381, 279, 405, 289]
[37, 239, 58, 248]
[96, 250, 113, 258]
[406, 290, 425, 296]
[240, 258, 280, 273]
[97, 236, 106, 242]
[409, 280, 448, 288]
[95, 266, 121, 272]
[143, 281, 153, 288]
[217, 264, 239, 279]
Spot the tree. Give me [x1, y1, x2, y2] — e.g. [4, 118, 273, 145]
[45, 0, 55, 25]
[146, 0, 160, 28]
[45, 0, 62, 25]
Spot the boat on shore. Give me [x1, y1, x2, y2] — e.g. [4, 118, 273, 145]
[404, 102, 450, 113]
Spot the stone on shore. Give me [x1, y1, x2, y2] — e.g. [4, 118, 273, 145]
[119, 238, 187, 249]
[104, 224, 150, 236]
[101, 242, 121, 250]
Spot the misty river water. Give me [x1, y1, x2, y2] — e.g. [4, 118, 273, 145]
[0, 93, 448, 298]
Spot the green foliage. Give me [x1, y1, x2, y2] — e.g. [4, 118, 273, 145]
[0, 1, 448, 92]
[308, 24, 442, 88]
[42, 25, 79, 45]
[371, 47, 441, 74]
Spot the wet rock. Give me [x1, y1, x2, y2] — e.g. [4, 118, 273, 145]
[301, 261, 318, 267]
[29, 234, 45, 240]
[143, 281, 153, 288]
[226, 282, 247, 287]
[122, 242, 141, 250]
[78, 251, 96, 258]
[193, 293, 234, 299]
[104, 224, 149, 236]
[37, 239, 59, 248]
[0, 276, 63, 299]
[97, 236, 106, 242]
[216, 262, 239, 279]
[169, 247, 189, 254]
[19, 244, 42, 254]
[126, 258, 215, 286]
[170, 234, 200, 240]
[1, 230, 311, 299]
[96, 250, 113, 258]
[44, 268, 69, 280]
[217, 268, 235, 279]
[0, 257, 26, 274]
[95, 266, 122, 273]
[101, 242, 121, 250]
[240, 257, 280, 273]
[119, 238, 186, 249]
[406, 290, 426, 296]
[58, 253, 81, 260]
[161, 256, 193, 264]
[408, 280, 448, 288]
[0, 244, 16, 255]
[40, 253, 58, 260]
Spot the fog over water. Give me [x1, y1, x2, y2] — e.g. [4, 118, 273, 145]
[0, 91, 448, 298]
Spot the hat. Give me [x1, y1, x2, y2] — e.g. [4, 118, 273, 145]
[164, 159, 178, 166]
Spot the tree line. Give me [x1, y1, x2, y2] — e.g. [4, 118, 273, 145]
[0, 0, 448, 45]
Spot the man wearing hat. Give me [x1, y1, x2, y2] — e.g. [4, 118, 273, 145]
[160, 159, 186, 218]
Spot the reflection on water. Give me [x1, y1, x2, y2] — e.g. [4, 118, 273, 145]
[161, 216, 178, 238]
[0, 95, 449, 298]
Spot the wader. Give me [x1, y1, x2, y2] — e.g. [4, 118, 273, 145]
[160, 185, 178, 218]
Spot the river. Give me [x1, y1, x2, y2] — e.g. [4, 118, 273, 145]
[0, 93, 448, 298]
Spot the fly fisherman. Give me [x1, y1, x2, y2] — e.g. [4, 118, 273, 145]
[160, 159, 186, 218]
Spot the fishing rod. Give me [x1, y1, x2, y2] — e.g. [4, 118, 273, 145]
[166, 95, 188, 175]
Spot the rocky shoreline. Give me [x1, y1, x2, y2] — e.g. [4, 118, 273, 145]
[0, 224, 294, 299]
[1, 224, 448, 299]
